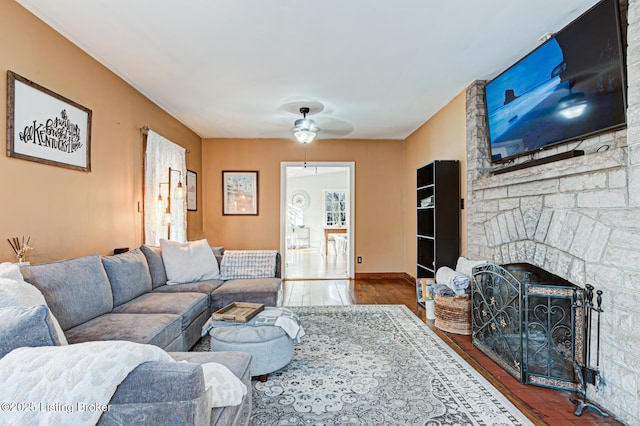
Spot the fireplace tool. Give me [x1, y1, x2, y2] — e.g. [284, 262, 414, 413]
[571, 284, 608, 417]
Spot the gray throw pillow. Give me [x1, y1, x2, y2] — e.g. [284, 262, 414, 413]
[102, 248, 153, 306]
[20, 254, 114, 331]
[140, 245, 168, 288]
[0, 305, 57, 358]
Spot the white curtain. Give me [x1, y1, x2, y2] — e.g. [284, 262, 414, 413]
[144, 130, 186, 245]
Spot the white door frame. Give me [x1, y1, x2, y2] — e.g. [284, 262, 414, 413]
[280, 161, 355, 279]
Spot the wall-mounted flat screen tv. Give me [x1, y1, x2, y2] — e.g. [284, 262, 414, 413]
[485, 0, 626, 163]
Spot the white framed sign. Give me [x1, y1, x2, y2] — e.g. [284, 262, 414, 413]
[7, 71, 92, 172]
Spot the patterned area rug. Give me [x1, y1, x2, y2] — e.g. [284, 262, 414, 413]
[196, 305, 533, 425]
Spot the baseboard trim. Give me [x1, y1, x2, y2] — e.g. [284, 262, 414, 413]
[355, 272, 415, 283]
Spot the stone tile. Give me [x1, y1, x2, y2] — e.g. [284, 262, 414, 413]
[569, 215, 596, 259]
[544, 193, 576, 209]
[534, 209, 553, 243]
[559, 171, 607, 192]
[577, 189, 627, 209]
[545, 210, 568, 249]
[603, 246, 640, 270]
[497, 214, 510, 244]
[608, 168, 628, 188]
[504, 211, 519, 242]
[584, 222, 611, 262]
[512, 208, 527, 240]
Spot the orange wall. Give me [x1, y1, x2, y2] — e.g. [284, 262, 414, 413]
[403, 91, 467, 276]
[2, 0, 466, 274]
[0, 1, 203, 263]
[202, 138, 405, 273]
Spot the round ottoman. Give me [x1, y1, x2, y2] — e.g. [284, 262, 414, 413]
[210, 325, 293, 380]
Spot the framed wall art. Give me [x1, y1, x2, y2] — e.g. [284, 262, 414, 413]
[6, 70, 92, 172]
[186, 169, 197, 211]
[222, 170, 259, 215]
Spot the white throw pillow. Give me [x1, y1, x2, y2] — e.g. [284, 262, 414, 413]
[0, 262, 68, 345]
[160, 239, 220, 284]
[455, 256, 487, 279]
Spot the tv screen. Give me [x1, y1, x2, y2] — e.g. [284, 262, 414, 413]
[485, 0, 626, 163]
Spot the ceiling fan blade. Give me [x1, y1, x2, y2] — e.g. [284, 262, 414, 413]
[313, 117, 353, 138]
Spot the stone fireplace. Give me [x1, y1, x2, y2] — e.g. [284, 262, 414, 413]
[464, 2, 639, 422]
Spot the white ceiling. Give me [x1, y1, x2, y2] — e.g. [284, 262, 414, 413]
[17, 0, 600, 140]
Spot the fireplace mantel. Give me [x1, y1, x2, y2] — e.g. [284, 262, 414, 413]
[472, 145, 627, 191]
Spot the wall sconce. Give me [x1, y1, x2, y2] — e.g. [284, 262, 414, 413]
[157, 167, 185, 239]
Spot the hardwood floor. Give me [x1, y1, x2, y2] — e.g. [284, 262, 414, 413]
[282, 278, 623, 426]
[284, 247, 348, 280]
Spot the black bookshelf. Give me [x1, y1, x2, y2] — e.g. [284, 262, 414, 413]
[416, 160, 460, 306]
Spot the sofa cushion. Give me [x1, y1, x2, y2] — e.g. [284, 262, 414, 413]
[102, 248, 153, 307]
[112, 292, 208, 330]
[20, 254, 114, 331]
[140, 245, 168, 288]
[0, 264, 67, 345]
[64, 313, 182, 350]
[110, 360, 206, 404]
[152, 279, 225, 310]
[210, 277, 282, 312]
[99, 359, 211, 426]
[160, 239, 220, 284]
[0, 305, 57, 358]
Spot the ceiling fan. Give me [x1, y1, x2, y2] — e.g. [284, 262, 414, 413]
[291, 107, 320, 143]
[276, 100, 353, 142]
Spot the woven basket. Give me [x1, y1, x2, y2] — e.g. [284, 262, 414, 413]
[434, 294, 472, 335]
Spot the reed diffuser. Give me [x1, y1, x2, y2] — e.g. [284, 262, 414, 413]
[7, 236, 32, 263]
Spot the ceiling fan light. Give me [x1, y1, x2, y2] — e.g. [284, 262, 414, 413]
[291, 106, 320, 143]
[294, 129, 317, 143]
[293, 118, 318, 131]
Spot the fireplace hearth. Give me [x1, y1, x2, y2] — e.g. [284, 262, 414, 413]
[471, 263, 583, 391]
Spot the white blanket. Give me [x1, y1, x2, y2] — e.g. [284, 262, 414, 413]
[0, 341, 247, 425]
[254, 307, 306, 343]
[436, 266, 469, 295]
[0, 341, 173, 426]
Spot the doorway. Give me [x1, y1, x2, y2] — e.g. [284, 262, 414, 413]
[280, 162, 355, 279]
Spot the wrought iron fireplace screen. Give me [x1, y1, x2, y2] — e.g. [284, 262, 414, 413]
[471, 263, 583, 391]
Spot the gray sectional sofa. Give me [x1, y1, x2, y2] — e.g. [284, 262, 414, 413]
[12, 245, 282, 425]
[20, 246, 282, 351]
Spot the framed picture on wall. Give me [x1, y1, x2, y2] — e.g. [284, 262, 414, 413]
[222, 170, 259, 215]
[6, 71, 92, 172]
[186, 169, 197, 211]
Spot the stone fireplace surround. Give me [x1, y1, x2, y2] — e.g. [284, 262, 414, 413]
[464, 1, 639, 422]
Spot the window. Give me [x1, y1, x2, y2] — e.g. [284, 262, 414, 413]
[324, 190, 347, 227]
[144, 130, 186, 245]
